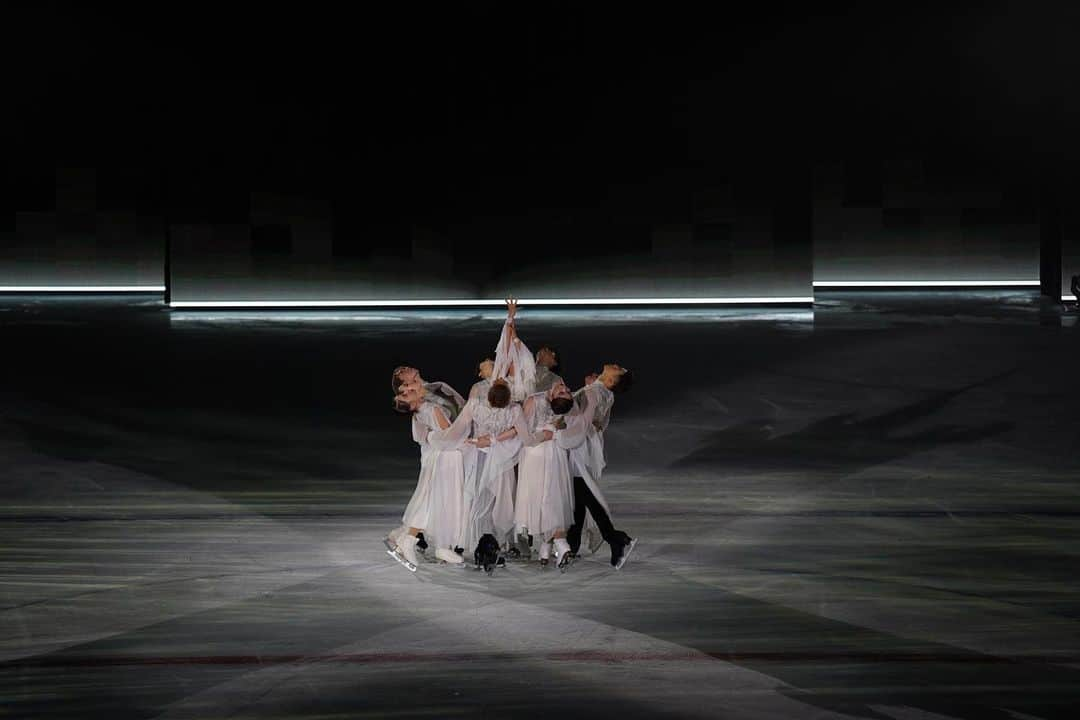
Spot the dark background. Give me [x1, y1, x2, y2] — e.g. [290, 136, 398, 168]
[3, 2, 1077, 298]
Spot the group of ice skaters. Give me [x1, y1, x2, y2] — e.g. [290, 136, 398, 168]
[385, 298, 637, 575]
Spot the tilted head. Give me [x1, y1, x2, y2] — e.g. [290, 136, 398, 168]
[547, 380, 574, 415]
[477, 358, 494, 380]
[392, 365, 421, 394]
[535, 345, 560, 373]
[392, 381, 425, 414]
[487, 378, 511, 409]
[599, 363, 633, 394]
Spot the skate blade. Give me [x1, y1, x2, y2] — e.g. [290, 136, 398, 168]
[386, 548, 417, 572]
[615, 539, 637, 570]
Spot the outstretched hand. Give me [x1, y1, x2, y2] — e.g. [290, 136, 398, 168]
[505, 296, 518, 323]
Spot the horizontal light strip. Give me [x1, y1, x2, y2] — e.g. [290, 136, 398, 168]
[1064, 295, 1078, 302]
[170, 296, 815, 308]
[0, 285, 166, 292]
[813, 280, 1039, 288]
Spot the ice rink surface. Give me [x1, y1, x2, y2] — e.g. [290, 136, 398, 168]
[2, 292, 1079, 719]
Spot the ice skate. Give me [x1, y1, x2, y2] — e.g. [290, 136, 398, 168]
[389, 534, 420, 573]
[554, 537, 573, 572]
[511, 533, 532, 561]
[538, 540, 552, 568]
[383, 526, 404, 552]
[611, 533, 637, 570]
[435, 547, 465, 565]
[473, 534, 501, 573]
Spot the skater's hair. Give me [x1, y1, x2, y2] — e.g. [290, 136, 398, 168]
[391, 366, 412, 394]
[612, 368, 634, 394]
[550, 396, 574, 415]
[536, 344, 561, 374]
[487, 379, 511, 408]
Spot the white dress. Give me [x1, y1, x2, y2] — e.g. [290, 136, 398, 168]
[513, 392, 593, 541]
[401, 401, 473, 551]
[460, 398, 526, 552]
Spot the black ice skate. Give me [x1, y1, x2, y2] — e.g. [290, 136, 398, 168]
[473, 533, 501, 574]
[610, 532, 637, 570]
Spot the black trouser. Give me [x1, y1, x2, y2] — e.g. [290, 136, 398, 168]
[568, 476, 617, 554]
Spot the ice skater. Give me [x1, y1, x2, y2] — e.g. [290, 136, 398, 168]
[533, 344, 564, 393]
[392, 365, 465, 421]
[460, 378, 527, 564]
[388, 380, 474, 571]
[469, 357, 495, 401]
[514, 380, 594, 570]
[566, 364, 637, 569]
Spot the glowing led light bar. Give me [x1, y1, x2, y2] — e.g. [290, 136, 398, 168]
[0, 285, 166, 292]
[813, 280, 1039, 288]
[169, 296, 815, 309]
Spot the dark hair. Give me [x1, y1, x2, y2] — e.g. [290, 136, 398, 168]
[550, 396, 574, 415]
[612, 368, 634, 394]
[487, 380, 511, 408]
[537, 344, 561, 375]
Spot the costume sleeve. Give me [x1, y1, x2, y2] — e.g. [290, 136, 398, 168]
[492, 320, 537, 398]
[555, 387, 596, 450]
[588, 384, 614, 432]
[425, 400, 474, 451]
[411, 414, 429, 445]
[513, 399, 547, 447]
[485, 406, 525, 476]
[425, 381, 466, 419]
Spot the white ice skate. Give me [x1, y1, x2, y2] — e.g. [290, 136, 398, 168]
[388, 534, 419, 572]
[553, 537, 573, 572]
[435, 547, 465, 565]
[538, 541, 552, 568]
[383, 525, 406, 552]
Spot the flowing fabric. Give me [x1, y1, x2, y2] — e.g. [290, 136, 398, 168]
[513, 393, 585, 541]
[457, 405, 524, 552]
[401, 401, 475, 550]
[568, 382, 615, 531]
[491, 321, 536, 402]
[460, 401, 527, 552]
[423, 381, 466, 421]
